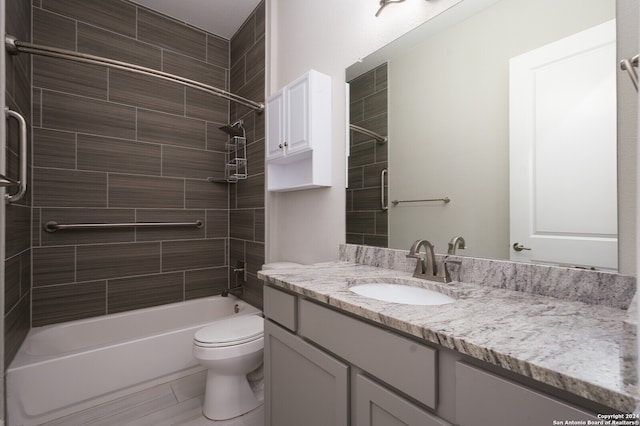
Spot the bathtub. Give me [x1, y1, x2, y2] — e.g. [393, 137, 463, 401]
[6, 295, 261, 426]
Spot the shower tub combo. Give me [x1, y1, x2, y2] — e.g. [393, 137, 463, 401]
[6, 295, 260, 426]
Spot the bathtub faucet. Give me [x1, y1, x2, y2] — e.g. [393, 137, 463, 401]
[222, 285, 244, 297]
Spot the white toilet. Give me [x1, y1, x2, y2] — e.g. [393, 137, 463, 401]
[192, 314, 264, 420]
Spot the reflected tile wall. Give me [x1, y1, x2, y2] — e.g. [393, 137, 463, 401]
[347, 64, 388, 248]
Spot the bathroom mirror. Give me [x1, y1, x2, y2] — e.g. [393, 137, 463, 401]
[346, 0, 620, 270]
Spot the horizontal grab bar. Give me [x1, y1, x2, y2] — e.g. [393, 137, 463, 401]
[391, 197, 451, 205]
[44, 220, 203, 233]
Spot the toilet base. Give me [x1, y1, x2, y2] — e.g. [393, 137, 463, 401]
[202, 370, 262, 420]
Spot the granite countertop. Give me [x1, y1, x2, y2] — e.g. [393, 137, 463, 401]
[258, 261, 638, 413]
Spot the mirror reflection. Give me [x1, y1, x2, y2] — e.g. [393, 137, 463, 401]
[346, 0, 618, 270]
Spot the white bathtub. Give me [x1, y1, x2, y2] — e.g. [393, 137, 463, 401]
[6, 295, 261, 426]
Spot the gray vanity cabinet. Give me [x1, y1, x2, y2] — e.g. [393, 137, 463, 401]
[455, 362, 599, 425]
[355, 374, 451, 426]
[264, 320, 349, 426]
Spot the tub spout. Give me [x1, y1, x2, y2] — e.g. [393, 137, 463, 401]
[222, 285, 244, 297]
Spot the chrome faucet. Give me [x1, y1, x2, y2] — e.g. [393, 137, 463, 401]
[448, 236, 466, 255]
[407, 239, 457, 283]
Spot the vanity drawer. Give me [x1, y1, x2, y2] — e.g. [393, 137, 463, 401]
[264, 286, 297, 332]
[299, 299, 437, 408]
[455, 362, 598, 426]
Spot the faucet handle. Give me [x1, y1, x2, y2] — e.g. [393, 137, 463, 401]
[437, 258, 462, 283]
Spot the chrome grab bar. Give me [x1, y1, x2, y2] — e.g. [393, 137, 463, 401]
[5, 107, 27, 203]
[381, 168, 388, 211]
[620, 54, 639, 91]
[391, 197, 451, 206]
[350, 124, 388, 144]
[44, 220, 204, 233]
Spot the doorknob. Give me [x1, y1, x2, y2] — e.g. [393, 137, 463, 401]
[512, 242, 531, 252]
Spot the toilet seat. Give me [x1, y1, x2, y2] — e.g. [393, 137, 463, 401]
[194, 315, 263, 348]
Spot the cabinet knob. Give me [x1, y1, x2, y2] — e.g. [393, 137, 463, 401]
[278, 143, 283, 149]
[284, 141, 288, 147]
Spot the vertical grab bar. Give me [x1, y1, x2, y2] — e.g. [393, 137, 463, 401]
[5, 107, 28, 203]
[381, 168, 388, 211]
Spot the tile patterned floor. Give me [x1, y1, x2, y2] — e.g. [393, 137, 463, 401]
[40, 370, 264, 426]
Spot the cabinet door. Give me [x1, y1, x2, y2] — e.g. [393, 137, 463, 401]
[285, 73, 312, 155]
[266, 89, 285, 160]
[265, 321, 349, 426]
[456, 362, 598, 426]
[355, 374, 452, 426]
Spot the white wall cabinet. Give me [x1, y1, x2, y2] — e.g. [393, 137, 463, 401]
[266, 69, 332, 191]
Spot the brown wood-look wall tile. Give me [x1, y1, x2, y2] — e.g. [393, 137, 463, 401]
[231, 14, 255, 64]
[346, 233, 365, 245]
[350, 100, 364, 125]
[32, 209, 41, 247]
[42, 90, 136, 139]
[254, 209, 264, 243]
[376, 211, 388, 235]
[375, 64, 388, 91]
[255, 2, 265, 37]
[33, 128, 76, 169]
[363, 164, 387, 188]
[107, 272, 183, 313]
[246, 140, 264, 175]
[14, 55, 31, 121]
[6, 0, 30, 41]
[185, 267, 228, 299]
[230, 58, 245, 93]
[108, 174, 184, 209]
[5, 294, 30, 367]
[376, 141, 388, 163]
[349, 141, 375, 166]
[33, 88, 42, 128]
[163, 51, 226, 89]
[34, 56, 108, 100]
[245, 36, 265, 83]
[245, 241, 264, 275]
[77, 242, 161, 281]
[32, 281, 107, 326]
[77, 134, 161, 176]
[43, 0, 136, 37]
[33, 168, 107, 207]
[236, 175, 264, 209]
[109, 69, 184, 115]
[32, 7, 75, 50]
[5, 255, 21, 311]
[32, 246, 75, 287]
[207, 35, 230, 69]
[137, 8, 206, 61]
[230, 210, 254, 240]
[206, 122, 229, 152]
[363, 89, 387, 119]
[185, 88, 229, 123]
[135, 209, 206, 241]
[242, 274, 263, 311]
[229, 239, 245, 287]
[5, 205, 30, 258]
[20, 250, 31, 296]
[78, 23, 161, 70]
[206, 210, 228, 238]
[364, 235, 388, 248]
[137, 109, 206, 150]
[348, 167, 364, 189]
[346, 212, 376, 235]
[40, 208, 135, 246]
[162, 239, 225, 272]
[349, 72, 375, 102]
[351, 188, 381, 211]
[185, 180, 228, 209]
[162, 146, 224, 180]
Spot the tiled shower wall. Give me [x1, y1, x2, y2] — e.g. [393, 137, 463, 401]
[30, 0, 265, 326]
[229, 3, 266, 309]
[4, 0, 32, 366]
[347, 64, 388, 247]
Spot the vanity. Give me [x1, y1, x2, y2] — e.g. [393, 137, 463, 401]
[259, 245, 638, 426]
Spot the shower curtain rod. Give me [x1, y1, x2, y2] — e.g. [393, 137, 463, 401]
[349, 124, 388, 144]
[5, 35, 265, 113]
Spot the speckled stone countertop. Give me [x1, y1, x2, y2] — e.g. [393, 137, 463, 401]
[258, 260, 638, 413]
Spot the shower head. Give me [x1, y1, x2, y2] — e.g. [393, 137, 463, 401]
[219, 120, 245, 138]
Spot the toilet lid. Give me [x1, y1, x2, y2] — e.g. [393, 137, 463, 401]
[194, 315, 263, 347]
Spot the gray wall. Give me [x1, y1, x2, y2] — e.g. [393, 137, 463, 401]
[347, 64, 388, 248]
[28, 0, 265, 326]
[4, 0, 31, 367]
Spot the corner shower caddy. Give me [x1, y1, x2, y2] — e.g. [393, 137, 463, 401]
[208, 119, 248, 184]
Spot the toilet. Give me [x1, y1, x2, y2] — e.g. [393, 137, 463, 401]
[192, 314, 264, 420]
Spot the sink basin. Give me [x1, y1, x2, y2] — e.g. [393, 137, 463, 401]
[349, 282, 455, 305]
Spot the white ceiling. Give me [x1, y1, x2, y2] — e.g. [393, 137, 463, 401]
[130, 0, 262, 39]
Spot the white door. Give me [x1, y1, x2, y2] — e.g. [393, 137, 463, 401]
[509, 20, 617, 270]
[266, 89, 285, 160]
[285, 73, 311, 155]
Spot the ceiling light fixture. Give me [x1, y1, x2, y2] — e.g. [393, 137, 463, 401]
[375, 0, 406, 17]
